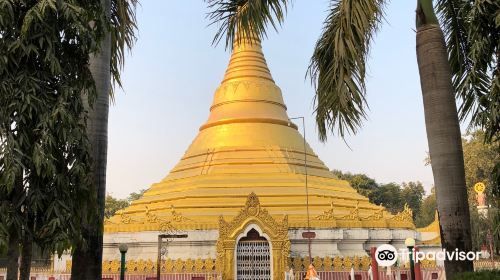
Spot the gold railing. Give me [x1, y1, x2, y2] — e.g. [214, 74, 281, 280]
[65, 258, 218, 274]
[288, 256, 372, 271]
[2, 256, 442, 274]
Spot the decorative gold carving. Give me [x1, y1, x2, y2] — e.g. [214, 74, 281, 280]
[165, 258, 174, 272]
[127, 259, 137, 272]
[339, 202, 360, 220]
[108, 203, 196, 232]
[292, 257, 303, 271]
[420, 259, 437, 268]
[285, 256, 373, 272]
[391, 203, 413, 223]
[205, 258, 215, 271]
[361, 256, 371, 270]
[362, 206, 384, 221]
[313, 256, 323, 270]
[145, 206, 159, 223]
[170, 205, 192, 223]
[102, 258, 222, 274]
[353, 256, 361, 270]
[333, 256, 343, 270]
[215, 253, 223, 273]
[323, 256, 333, 271]
[217, 192, 290, 280]
[146, 260, 155, 272]
[66, 260, 72, 273]
[184, 258, 194, 273]
[315, 201, 336, 221]
[120, 212, 132, 224]
[137, 259, 145, 272]
[103, 261, 111, 272]
[195, 258, 205, 272]
[110, 260, 120, 272]
[303, 257, 310, 269]
[136, 259, 146, 272]
[174, 258, 184, 273]
[44, 256, 379, 275]
[316, 201, 386, 225]
[342, 257, 353, 270]
[159, 220, 176, 232]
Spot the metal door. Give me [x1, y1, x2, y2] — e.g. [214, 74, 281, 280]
[236, 240, 271, 280]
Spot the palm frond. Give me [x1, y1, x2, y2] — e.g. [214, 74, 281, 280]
[110, 0, 139, 98]
[205, 0, 288, 49]
[436, 0, 499, 142]
[308, 0, 386, 141]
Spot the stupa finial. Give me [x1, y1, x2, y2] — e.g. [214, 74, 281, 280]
[196, 21, 289, 132]
[221, 24, 273, 84]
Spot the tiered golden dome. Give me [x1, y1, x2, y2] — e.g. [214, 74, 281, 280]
[105, 33, 414, 233]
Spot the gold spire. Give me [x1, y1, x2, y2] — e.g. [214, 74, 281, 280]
[200, 29, 292, 132]
[104, 30, 414, 233]
[223, 30, 274, 83]
[167, 28, 318, 180]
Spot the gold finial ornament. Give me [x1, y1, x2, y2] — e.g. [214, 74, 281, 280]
[474, 182, 486, 193]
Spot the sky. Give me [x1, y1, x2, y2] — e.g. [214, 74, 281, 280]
[106, 1, 439, 199]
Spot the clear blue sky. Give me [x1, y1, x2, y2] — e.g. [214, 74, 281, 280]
[106, 1, 444, 198]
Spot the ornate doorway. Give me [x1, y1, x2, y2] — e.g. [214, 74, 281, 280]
[236, 229, 271, 280]
[217, 193, 290, 280]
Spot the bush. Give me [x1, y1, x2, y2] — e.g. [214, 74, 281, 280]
[453, 270, 500, 280]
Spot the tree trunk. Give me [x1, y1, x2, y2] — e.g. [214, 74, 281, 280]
[19, 233, 33, 280]
[71, 0, 111, 279]
[6, 228, 20, 280]
[6, 172, 24, 280]
[416, 0, 473, 277]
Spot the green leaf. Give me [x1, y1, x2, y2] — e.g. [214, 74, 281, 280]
[206, 0, 288, 49]
[308, 0, 386, 140]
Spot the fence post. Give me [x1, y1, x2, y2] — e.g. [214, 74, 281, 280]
[414, 247, 422, 280]
[370, 247, 379, 280]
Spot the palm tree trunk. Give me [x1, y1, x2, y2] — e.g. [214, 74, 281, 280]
[71, 0, 111, 279]
[416, 0, 473, 277]
[19, 233, 32, 280]
[6, 228, 19, 280]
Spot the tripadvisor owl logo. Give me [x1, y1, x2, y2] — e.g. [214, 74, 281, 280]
[375, 244, 398, 267]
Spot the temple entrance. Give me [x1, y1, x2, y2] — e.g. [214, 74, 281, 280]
[218, 193, 289, 280]
[236, 228, 271, 280]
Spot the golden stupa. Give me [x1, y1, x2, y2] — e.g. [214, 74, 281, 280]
[99, 29, 420, 280]
[104, 32, 414, 234]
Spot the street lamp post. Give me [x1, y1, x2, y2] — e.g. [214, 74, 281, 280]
[119, 244, 128, 280]
[156, 234, 188, 279]
[405, 238, 416, 280]
[288, 117, 315, 263]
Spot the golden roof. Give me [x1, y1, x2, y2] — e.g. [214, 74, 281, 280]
[417, 211, 440, 233]
[105, 33, 414, 233]
[417, 211, 441, 246]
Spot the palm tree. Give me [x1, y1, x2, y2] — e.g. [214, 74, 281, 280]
[70, 4, 111, 275]
[414, 1, 472, 276]
[206, 0, 495, 277]
[71, 0, 137, 279]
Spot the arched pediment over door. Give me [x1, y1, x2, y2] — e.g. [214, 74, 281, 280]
[216, 192, 291, 280]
